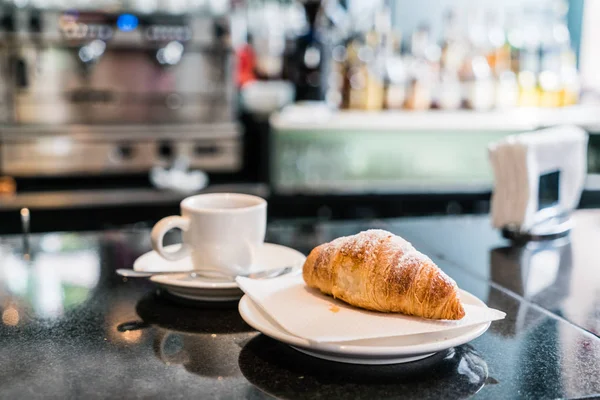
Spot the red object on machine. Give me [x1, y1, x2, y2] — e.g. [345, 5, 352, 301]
[236, 43, 256, 87]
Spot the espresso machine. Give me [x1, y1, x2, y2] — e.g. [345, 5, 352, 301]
[0, 4, 241, 180]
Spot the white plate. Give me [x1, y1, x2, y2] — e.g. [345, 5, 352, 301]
[133, 243, 306, 300]
[238, 290, 491, 365]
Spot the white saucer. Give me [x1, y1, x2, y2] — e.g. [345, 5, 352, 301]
[133, 243, 306, 301]
[238, 290, 491, 365]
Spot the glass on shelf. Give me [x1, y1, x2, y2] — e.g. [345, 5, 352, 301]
[405, 64, 434, 111]
[464, 56, 495, 111]
[437, 69, 462, 110]
[384, 52, 407, 110]
[495, 70, 519, 109]
[517, 70, 540, 107]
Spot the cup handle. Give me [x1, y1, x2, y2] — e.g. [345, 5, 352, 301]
[151, 216, 191, 261]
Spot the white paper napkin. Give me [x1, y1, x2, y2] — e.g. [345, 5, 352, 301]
[236, 275, 505, 343]
[489, 125, 588, 231]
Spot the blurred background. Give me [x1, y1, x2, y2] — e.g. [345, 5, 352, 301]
[0, 0, 599, 233]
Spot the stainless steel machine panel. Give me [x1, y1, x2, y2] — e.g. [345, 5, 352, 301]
[0, 123, 242, 176]
[1, 9, 235, 125]
[1, 139, 156, 175]
[12, 48, 233, 124]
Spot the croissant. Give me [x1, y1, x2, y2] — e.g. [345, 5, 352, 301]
[302, 229, 465, 320]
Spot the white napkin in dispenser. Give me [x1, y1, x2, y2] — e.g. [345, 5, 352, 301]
[489, 125, 588, 232]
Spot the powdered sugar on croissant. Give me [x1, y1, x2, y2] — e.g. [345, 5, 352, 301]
[302, 229, 465, 320]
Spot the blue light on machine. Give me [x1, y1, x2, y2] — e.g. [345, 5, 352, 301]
[117, 14, 138, 32]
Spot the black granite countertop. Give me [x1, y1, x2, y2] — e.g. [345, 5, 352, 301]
[0, 212, 599, 399]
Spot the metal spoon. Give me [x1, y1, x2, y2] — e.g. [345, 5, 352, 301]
[116, 265, 297, 280]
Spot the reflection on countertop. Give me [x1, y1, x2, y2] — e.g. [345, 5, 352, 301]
[239, 336, 490, 399]
[0, 212, 598, 399]
[387, 210, 600, 337]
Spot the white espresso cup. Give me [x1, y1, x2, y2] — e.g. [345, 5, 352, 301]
[151, 193, 267, 277]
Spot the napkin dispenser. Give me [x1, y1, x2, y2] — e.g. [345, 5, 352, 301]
[488, 125, 588, 242]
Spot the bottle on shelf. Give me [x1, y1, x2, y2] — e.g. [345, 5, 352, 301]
[405, 63, 434, 111]
[485, 9, 511, 77]
[363, 31, 385, 111]
[404, 24, 435, 110]
[463, 56, 495, 111]
[292, 0, 325, 101]
[325, 43, 347, 109]
[437, 69, 462, 110]
[384, 34, 407, 110]
[344, 36, 386, 111]
[461, 9, 494, 110]
[440, 10, 465, 73]
[506, 11, 521, 75]
[345, 38, 369, 110]
[560, 49, 580, 106]
[495, 70, 519, 109]
[328, 2, 579, 112]
[487, 9, 519, 109]
[553, 0, 580, 106]
[517, 7, 542, 107]
[538, 4, 563, 107]
[437, 9, 464, 110]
